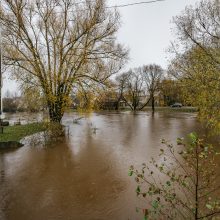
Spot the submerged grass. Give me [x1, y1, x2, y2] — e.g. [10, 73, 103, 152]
[0, 123, 46, 142]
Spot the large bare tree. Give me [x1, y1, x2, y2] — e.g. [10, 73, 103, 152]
[115, 65, 163, 112]
[115, 71, 130, 110]
[126, 69, 144, 111]
[0, 0, 127, 122]
[116, 70, 145, 111]
[141, 64, 164, 112]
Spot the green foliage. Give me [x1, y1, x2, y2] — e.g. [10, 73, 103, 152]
[158, 79, 184, 106]
[20, 86, 46, 112]
[129, 133, 220, 219]
[170, 47, 220, 133]
[170, 0, 220, 134]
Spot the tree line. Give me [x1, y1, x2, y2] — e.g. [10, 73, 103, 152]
[0, 0, 219, 132]
[2, 70, 184, 113]
[92, 64, 183, 112]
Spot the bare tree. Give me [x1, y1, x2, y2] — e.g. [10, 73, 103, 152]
[171, 0, 220, 66]
[115, 65, 163, 112]
[116, 70, 146, 111]
[141, 64, 164, 112]
[0, 0, 127, 122]
[115, 72, 130, 110]
[126, 69, 144, 111]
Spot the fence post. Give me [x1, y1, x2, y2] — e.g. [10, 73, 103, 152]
[0, 126, 3, 134]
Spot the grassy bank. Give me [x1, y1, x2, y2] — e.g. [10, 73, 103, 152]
[143, 106, 198, 113]
[0, 123, 46, 142]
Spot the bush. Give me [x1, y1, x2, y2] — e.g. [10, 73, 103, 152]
[129, 133, 220, 219]
[42, 122, 65, 145]
[3, 98, 18, 112]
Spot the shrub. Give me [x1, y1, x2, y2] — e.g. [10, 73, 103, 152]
[129, 133, 220, 219]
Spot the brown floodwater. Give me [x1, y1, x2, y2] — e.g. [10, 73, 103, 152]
[0, 111, 201, 220]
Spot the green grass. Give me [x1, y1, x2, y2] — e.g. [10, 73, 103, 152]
[0, 123, 46, 142]
[143, 107, 198, 113]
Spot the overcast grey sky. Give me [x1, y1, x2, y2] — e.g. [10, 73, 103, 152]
[108, 0, 198, 69]
[3, 0, 199, 95]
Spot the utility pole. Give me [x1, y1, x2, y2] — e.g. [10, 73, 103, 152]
[0, 27, 2, 116]
[0, 1, 5, 123]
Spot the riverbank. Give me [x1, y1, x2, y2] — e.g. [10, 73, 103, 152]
[143, 106, 198, 112]
[0, 122, 46, 142]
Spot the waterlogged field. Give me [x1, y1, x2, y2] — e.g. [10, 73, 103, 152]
[0, 111, 201, 220]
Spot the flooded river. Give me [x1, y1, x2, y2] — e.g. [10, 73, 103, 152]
[0, 111, 200, 220]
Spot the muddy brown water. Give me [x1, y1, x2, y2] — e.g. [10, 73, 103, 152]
[0, 111, 201, 220]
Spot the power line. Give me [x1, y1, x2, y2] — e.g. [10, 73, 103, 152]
[46, 0, 167, 13]
[1, 0, 167, 14]
[63, 0, 167, 13]
[71, 0, 166, 9]
[107, 0, 166, 8]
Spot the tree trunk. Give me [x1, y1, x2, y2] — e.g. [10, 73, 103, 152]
[115, 96, 121, 110]
[138, 98, 150, 111]
[133, 104, 137, 112]
[115, 102, 119, 110]
[48, 101, 64, 123]
[152, 96, 155, 113]
[133, 98, 138, 112]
